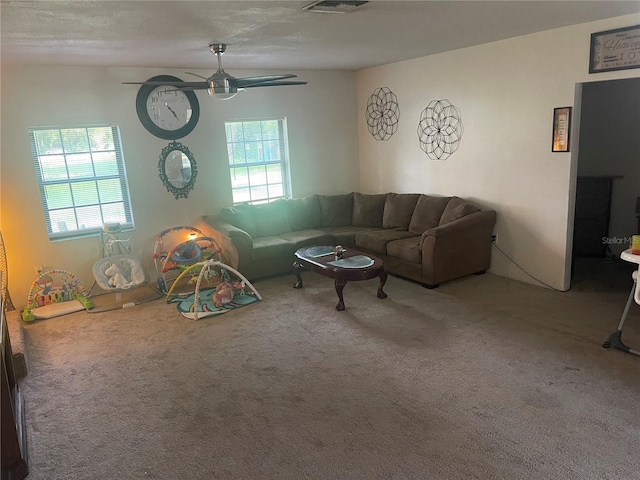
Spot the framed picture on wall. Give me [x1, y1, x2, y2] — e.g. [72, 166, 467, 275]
[589, 25, 640, 74]
[552, 107, 572, 153]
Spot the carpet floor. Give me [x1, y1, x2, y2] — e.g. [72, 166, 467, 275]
[17, 272, 640, 480]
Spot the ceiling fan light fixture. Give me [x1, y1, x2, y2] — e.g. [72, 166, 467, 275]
[207, 73, 239, 99]
[210, 90, 238, 100]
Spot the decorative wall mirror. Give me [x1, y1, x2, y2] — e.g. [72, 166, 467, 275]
[158, 141, 197, 199]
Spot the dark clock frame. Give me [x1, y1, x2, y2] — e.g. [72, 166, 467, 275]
[135, 75, 200, 140]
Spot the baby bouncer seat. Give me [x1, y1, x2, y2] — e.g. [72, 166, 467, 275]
[91, 223, 148, 308]
[153, 226, 222, 295]
[93, 255, 145, 294]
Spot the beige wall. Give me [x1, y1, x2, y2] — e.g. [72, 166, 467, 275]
[0, 67, 358, 305]
[356, 14, 640, 290]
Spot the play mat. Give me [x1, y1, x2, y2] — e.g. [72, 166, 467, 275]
[166, 259, 261, 320]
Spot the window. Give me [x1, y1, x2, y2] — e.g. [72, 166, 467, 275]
[225, 118, 291, 204]
[28, 125, 134, 240]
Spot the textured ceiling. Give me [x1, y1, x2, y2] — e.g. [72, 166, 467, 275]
[2, 1, 639, 71]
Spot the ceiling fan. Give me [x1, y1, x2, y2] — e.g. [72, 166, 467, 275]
[123, 44, 307, 100]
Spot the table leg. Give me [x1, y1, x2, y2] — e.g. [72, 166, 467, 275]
[334, 278, 347, 311]
[377, 269, 388, 299]
[293, 261, 304, 289]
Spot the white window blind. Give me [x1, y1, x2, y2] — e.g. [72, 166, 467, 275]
[224, 118, 291, 204]
[28, 125, 134, 240]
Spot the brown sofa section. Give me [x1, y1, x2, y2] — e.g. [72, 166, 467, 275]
[203, 192, 496, 288]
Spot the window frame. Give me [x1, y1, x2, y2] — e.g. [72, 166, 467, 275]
[28, 125, 134, 241]
[224, 117, 292, 205]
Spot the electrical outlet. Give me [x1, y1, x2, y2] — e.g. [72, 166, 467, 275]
[491, 234, 498, 244]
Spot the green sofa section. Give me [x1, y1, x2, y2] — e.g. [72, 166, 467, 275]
[203, 192, 497, 288]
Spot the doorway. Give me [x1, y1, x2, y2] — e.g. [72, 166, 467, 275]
[571, 77, 640, 291]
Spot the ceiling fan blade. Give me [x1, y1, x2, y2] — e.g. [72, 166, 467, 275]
[164, 86, 211, 92]
[234, 75, 298, 88]
[243, 81, 308, 88]
[185, 72, 209, 80]
[122, 81, 208, 88]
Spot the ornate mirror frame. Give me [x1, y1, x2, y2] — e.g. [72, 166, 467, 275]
[158, 141, 198, 199]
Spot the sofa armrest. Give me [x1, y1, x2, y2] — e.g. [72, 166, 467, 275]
[211, 221, 254, 250]
[202, 214, 254, 251]
[420, 210, 497, 285]
[422, 210, 496, 240]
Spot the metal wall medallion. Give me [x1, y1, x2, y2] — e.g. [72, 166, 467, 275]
[365, 87, 400, 141]
[158, 141, 197, 199]
[417, 99, 464, 160]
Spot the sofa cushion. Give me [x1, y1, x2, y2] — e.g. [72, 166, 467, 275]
[408, 195, 451, 235]
[251, 236, 294, 261]
[352, 193, 388, 228]
[386, 237, 422, 264]
[355, 230, 416, 255]
[383, 193, 420, 230]
[252, 200, 291, 237]
[439, 196, 481, 225]
[319, 193, 354, 227]
[278, 229, 333, 249]
[285, 194, 322, 231]
[320, 226, 383, 248]
[219, 203, 258, 238]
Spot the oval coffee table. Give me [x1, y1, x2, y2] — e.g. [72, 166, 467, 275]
[293, 245, 387, 311]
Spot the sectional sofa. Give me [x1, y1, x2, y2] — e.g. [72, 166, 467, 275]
[203, 192, 496, 288]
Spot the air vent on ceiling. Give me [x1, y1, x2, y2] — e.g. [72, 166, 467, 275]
[302, 1, 368, 14]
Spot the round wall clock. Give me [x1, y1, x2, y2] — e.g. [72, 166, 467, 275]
[135, 75, 200, 140]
